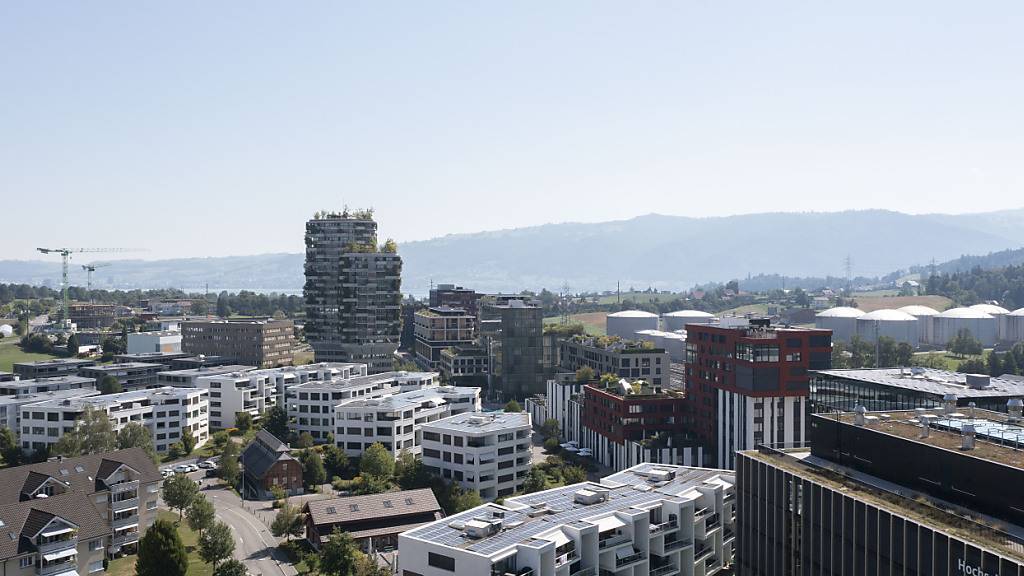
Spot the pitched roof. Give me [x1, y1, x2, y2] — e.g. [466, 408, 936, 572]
[304, 488, 441, 527]
[255, 429, 289, 453]
[0, 491, 111, 560]
[0, 448, 160, 504]
[242, 438, 296, 479]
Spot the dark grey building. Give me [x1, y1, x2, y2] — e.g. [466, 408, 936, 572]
[303, 212, 402, 373]
[79, 362, 163, 390]
[488, 300, 546, 399]
[13, 358, 96, 379]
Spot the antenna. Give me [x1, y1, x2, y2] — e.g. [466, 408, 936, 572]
[561, 281, 571, 325]
[844, 255, 853, 292]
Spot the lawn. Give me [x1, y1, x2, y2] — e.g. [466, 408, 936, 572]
[0, 337, 58, 372]
[718, 303, 770, 316]
[853, 294, 953, 313]
[594, 291, 687, 305]
[912, 349, 991, 371]
[106, 510, 213, 576]
[543, 312, 607, 335]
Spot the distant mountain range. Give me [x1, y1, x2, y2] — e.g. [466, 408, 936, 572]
[2, 209, 1024, 295]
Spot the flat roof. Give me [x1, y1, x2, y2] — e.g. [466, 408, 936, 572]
[14, 359, 94, 367]
[81, 362, 164, 371]
[339, 386, 477, 411]
[28, 386, 203, 410]
[0, 388, 100, 406]
[814, 368, 1024, 398]
[403, 463, 732, 556]
[287, 370, 435, 390]
[423, 411, 530, 433]
[160, 365, 254, 377]
[2, 375, 95, 386]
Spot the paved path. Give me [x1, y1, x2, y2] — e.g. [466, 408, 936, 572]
[204, 481, 298, 576]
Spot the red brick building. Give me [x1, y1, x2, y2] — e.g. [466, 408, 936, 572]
[241, 430, 303, 499]
[684, 319, 832, 468]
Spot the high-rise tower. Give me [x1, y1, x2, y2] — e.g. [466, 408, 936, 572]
[303, 210, 402, 373]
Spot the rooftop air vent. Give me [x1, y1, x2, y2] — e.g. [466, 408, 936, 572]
[464, 518, 501, 539]
[966, 374, 991, 389]
[573, 488, 609, 505]
[942, 394, 957, 415]
[853, 405, 867, 426]
[1008, 399, 1023, 423]
[961, 424, 976, 451]
[646, 468, 676, 482]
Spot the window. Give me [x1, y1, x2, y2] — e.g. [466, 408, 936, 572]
[89, 539, 103, 551]
[20, 557, 33, 568]
[89, 561, 104, 573]
[428, 553, 455, 571]
[147, 500, 157, 510]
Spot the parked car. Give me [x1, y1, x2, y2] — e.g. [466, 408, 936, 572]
[198, 460, 215, 469]
[173, 464, 191, 474]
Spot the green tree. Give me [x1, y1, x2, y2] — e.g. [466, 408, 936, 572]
[504, 399, 522, 413]
[65, 333, 80, 357]
[199, 521, 235, 568]
[294, 432, 315, 449]
[543, 437, 560, 453]
[52, 405, 116, 457]
[187, 494, 216, 537]
[219, 440, 241, 487]
[180, 429, 197, 455]
[300, 449, 327, 488]
[444, 483, 482, 514]
[988, 351, 1003, 376]
[270, 503, 304, 542]
[216, 292, 231, 318]
[164, 473, 199, 520]
[117, 422, 156, 461]
[949, 329, 983, 358]
[323, 443, 350, 479]
[99, 375, 123, 395]
[958, 358, 987, 374]
[0, 426, 23, 467]
[1003, 351, 1020, 376]
[211, 430, 230, 453]
[321, 528, 359, 576]
[263, 406, 290, 441]
[359, 443, 394, 481]
[235, 412, 253, 433]
[213, 560, 248, 576]
[562, 465, 587, 484]
[355, 474, 391, 495]
[136, 519, 187, 576]
[574, 366, 595, 383]
[876, 336, 897, 368]
[523, 467, 547, 493]
[895, 342, 914, 367]
[540, 418, 560, 439]
[830, 341, 850, 369]
[848, 335, 875, 369]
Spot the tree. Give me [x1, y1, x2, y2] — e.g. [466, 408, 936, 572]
[300, 449, 327, 488]
[321, 528, 359, 576]
[949, 329, 983, 358]
[540, 418, 560, 439]
[65, 333, 79, 357]
[294, 432, 315, 449]
[562, 465, 587, 484]
[0, 426, 22, 467]
[99, 375, 123, 395]
[958, 358, 987, 374]
[213, 560, 248, 576]
[504, 399, 522, 413]
[323, 443, 350, 479]
[235, 412, 253, 433]
[359, 443, 394, 481]
[354, 554, 392, 576]
[1003, 350, 1020, 376]
[355, 474, 391, 496]
[164, 473, 199, 520]
[180, 428, 197, 455]
[523, 467, 547, 493]
[199, 521, 235, 569]
[263, 406, 290, 441]
[219, 440, 241, 487]
[895, 342, 914, 367]
[137, 519, 188, 576]
[216, 292, 231, 318]
[271, 503, 305, 542]
[574, 366, 595, 383]
[187, 494, 216, 537]
[543, 437, 560, 453]
[52, 405, 116, 457]
[211, 430, 230, 453]
[117, 422, 156, 461]
[987, 351, 1003, 377]
[443, 483, 482, 514]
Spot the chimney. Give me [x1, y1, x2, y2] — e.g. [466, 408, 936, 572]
[853, 404, 867, 426]
[942, 394, 957, 415]
[1008, 398, 1023, 423]
[961, 424, 976, 451]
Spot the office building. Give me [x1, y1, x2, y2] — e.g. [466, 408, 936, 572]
[303, 212, 402, 373]
[18, 386, 208, 454]
[79, 363, 163, 391]
[13, 359, 96, 380]
[439, 346, 490, 386]
[420, 411, 533, 500]
[0, 447, 161, 563]
[169, 355, 239, 370]
[487, 300, 546, 398]
[685, 319, 832, 469]
[560, 335, 670, 387]
[0, 375, 95, 397]
[181, 319, 296, 368]
[305, 489, 442, 553]
[398, 462, 737, 576]
[736, 404, 1024, 575]
[126, 330, 182, 354]
[414, 306, 476, 370]
[241, 430, 303, 499]
[429, 284, 481, 316]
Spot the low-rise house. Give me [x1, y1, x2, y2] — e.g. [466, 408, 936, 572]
[240, 430, 303, 499]
[304, 488, 442, 553]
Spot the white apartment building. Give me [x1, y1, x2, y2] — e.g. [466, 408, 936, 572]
[716, 390, 805, 470]
[421, 411, 532, 500]
[332, 386, 482, 458]
[547, 374, 585, 441]
[0, 388, 100, 435]
[399, 463, 737, 576]
[158, 364, 255, 388]
[127, 330, 183, 354]
[18, 386, 209, 454]
[196, 370, 277, 430]
[0, 375, 96, 397]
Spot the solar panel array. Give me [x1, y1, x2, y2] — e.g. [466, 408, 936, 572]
[929, 416, 1024, 448]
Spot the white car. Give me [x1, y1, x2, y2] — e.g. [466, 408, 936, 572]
[577, 449, 593, 457]
[198, 461, 215, 470]
[160, 468, 173, 477]
[173, 464, 192, 474]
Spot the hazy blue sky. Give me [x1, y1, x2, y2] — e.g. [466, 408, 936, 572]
[2, 2, 1023, 260]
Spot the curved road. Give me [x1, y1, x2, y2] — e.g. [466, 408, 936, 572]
[205, 482, 296, 576]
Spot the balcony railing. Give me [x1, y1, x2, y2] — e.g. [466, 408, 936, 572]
[694, 543, 712, 560]
[650, 520, 678, 534]
[112, 532, 140, 547]
[112, 497, 139, 512]
[36, 538, 77, 554]
[110, 480, 139, 494]
[112, 514, 139, 530]
[568, 567, 596, 576]
[38, 560, 77, 576]
[664, 539, 689, 551]
[650, 564, 678, 576]
[615, 551, 645, 568]
[598, 534, 631, 549]
[555, 551, 580, 567]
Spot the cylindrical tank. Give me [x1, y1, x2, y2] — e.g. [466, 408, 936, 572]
[933, 307, 998, 347]
[856, 309, 919, 348]
[633, 329, 666, 349]
[661, 332, 687, 362]
[1004, 308, 1024, 343]
[971, 304, 1011, 341]
[662, 310, 717, 331]
[898, 305, 940, 345]
[606, 310, 659, 339]
[815, 307, 864, 343]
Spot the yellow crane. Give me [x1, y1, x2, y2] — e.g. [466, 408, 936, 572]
[36, 247, 139, 324]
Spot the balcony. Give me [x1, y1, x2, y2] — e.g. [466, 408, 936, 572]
[614, 550, 645, 568]
[112, 514, 139, 530]
[112, 531, 140, 547]
[568, 568, 595, 576]
[555, 551, 580, 568]
[598, 534, 631, 550]
[38, 559, 77, 576]
[110, 480, 139, 494]
[112, 497, 139, 512]
[649, 520, 678, 534]
[664, 539, 689, 551]
[650, 564, 678, 576]
[694, 543, 712, 561]
[36, 538, 77, 555]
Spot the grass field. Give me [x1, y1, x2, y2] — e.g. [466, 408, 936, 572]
[718, 303, 770, 316]
[106, 510, 213, 576]
[543, 312, 607, 335]
[594, 291, 686, 305]
[912, 349, 991, 371]
[852, 294, 953, 313]
[0, 337, 58, 372]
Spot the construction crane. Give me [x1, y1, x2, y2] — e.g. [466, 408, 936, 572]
[36, 247, 139, 325]
[81, 262, 112, 298]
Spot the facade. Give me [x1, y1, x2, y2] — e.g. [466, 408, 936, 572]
[0, 388, 101, 436]
[305, 489, 442, 553]
[126, 331, 182, 354]
[399, 462, 737, 576]
[168, 355, 239, 370]
[490, 301, 546, 399]
[181, 319, 296, 368]
[429, 284, 480, 316]
[546, 373, 585, 442]
[113, 352, 191, 368]
[241, 430, 303, 499]
[67, 304, 122, 329]
[414, 307, 476, 370]
[0, 375, 95, 397]
[18, 386, 208, 454]
[685, 319, 832, 469]
[855, 308, 920, 347]
[420, 411, 533, 500]
[0, 448, 162, 565]
[303, 213, 402, 372]
[196, 369, 279, 429]
[439, 346, 490, 386]
[13, 359, 96, 380]
[78, 363, 163, 391]
[559, 335, 670, 387]
[157, 364, 254, 388]
[736, 407, 1024, 575]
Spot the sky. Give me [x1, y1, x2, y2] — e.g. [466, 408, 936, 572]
[2, 1, 1023, 261]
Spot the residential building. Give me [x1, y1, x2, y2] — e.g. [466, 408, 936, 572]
[241, 430, 303, 499]
[18, 387, 209, 454]
[113, 352, 192, 367]
[13, 359, 96, 380]
[400, 298, 423, 352]
[330, 386, 481, 458]
[398, 462, 737, 576]
[546, 372, 585, 442]
[420, 411, 533, 500]
[429, 284, 480, 316]
[0, 447, 162, 562]
[559, 334, 670, 387]
[524, 394, 547, 430]
[0, 375, 95, 397]
[126, 331, 182, 354]
[181, 319, 296, 368]
[0, 388, 101, 436]
[305, 489, 442, 553]
[157, 364, 255, 388]
[580, 378, 705, 470]
[488, 300, 546, 399]
[684, 319, 832, 469]
[736, 405, 1024, 575]
[79, 363, 163, 391]
[303, 212, 402, 373]
[809, 367, 1024, 414]
[414, 306, 476, 370]
[438, 346, 490, 386]
[0, 371, 15, 382]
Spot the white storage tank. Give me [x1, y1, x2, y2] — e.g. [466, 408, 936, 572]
[633, 329, 666, 349]
[898, 305, 940, 345]
[856, 309, 920, 348]
[662, 310, 717, 331]
[661, 332, 687, 362]
[1004, 308, 1024, 344]
[970, 304, 1011, 341]
[607, 310, 659, 339]
[815, 307, 864, 343]
[933, 307, 998, 348]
